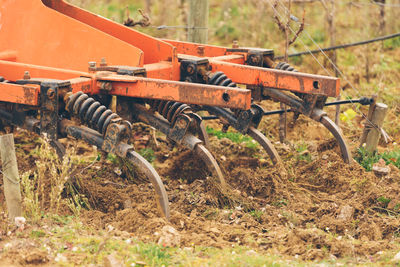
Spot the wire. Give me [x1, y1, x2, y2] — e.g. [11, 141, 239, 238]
[151, 25, 208, 30]
[368, 0, 400, 7]
[275, 32, 400, 59]
[264, 0, 383, 133]
[201, 97, 374, 120]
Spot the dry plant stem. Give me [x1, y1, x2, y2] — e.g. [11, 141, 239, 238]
[273, 0, 305, 142]
[320, 0, 340, 125]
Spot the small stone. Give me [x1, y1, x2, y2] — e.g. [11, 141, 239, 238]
[54, 253, 67, 263]
[124, 200, 133, 209]
[220, 155, 227, 161]
[372, 164, 390, 177]
[14, 217, 26, 230]
[337, 205, 354, 221]
[322, 154, 329, 160]
[157, 226, 181, 247]
[104, 254, 123, 267]
[392, 251, 400, 262]
[24, 251, 48, 264]
[245, 249, 257, 256]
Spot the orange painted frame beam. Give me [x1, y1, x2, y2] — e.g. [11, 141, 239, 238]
[164, 39, 228, 57]
[209, 60, 340, 97]
[0, 60, 91, 82]
[0, 83, 39, 106]
[101, 76, 252, 110]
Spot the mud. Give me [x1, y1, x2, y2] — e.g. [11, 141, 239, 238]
[2, 128, 400, 261]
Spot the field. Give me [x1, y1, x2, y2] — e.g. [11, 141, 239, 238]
[0, 0, 400, 266]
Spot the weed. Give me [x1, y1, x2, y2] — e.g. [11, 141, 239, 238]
[138, 148, 156, 163]
[20, 171, 41, 223]
[135, 242, 171, 266]
[30, 230, 46, 238]
[206, 126, 258, 150]
[21, 138, 81, 222]
[296, 143, 312, 162]
[272, 199, 288, 207]
[377, 196, 391, 208]
[355, 147, 400, 171]
[249, 210, 263, 222]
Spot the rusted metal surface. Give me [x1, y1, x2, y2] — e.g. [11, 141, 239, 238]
[109, 77, 251, 110]
[60, 118, 171, 219]
[0, 83, 39, 106]
[210, 60, 340, 97]
[129, 103, 226, 187]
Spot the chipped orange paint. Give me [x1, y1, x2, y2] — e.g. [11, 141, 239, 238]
[109, 77, 251, 110]
[0, 83, 39, 106]
[209, 60, 340, 97]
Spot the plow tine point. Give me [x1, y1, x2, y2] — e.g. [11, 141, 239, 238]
[126, 151, 170, 219]
[247, 127, 282, 165]
[320, 116, 352, 164]
[198, 121, 211, 149]
[194, 144, 227, 190]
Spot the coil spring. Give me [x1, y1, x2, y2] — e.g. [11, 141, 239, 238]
[147, 100, 193, 125]
[275, 62, 298, 72]
[66, 91, 127, 136]
[208, 71, 237, 87]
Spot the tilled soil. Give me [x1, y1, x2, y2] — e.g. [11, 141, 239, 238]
[2, 128, 400, 262]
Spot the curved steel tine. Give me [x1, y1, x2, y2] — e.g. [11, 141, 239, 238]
[197, 121, 211, 149]
[247, 126, 282, 165]
[126, 150, 170, 219]
[319, 116, 352, 164]
[49, 139, 66, 159]
[194, 144, 227, 190]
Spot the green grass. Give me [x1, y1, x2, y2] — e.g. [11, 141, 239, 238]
[138, 148, 156, 163]
[355, 147, 400, 171]
[206, 126, 258, 149]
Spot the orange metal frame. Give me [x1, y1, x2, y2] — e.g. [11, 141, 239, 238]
[0, 0, 340, 108]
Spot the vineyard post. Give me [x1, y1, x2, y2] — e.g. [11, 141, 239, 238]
[188, 0, 209, 43]
[360, 99, 388, 153]
[0, 134, 22, 221]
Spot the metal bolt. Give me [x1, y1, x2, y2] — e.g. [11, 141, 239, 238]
[97, 81, 112, 91]
[100, 58, 107, 67]
[197, 46, 205, 56]
[251, 56, 260, 65]
[88, 61, 97, 72]
[186, 64, 195, 75]
[47, 89, 55, 99]
[23, 71, 31, 80]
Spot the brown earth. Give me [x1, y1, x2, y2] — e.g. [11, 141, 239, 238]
[1, 123, 400, 263]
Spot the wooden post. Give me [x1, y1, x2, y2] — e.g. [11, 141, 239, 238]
[360, 94, 377, 145]
[360, 103, 388, 153]
[187, 0, 209, 43]
[0, 134, 22, 221]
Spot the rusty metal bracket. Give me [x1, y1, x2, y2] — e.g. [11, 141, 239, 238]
[180, 58, 209, 83]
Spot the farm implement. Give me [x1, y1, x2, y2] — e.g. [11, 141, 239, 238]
[0, 0, 352, 219]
